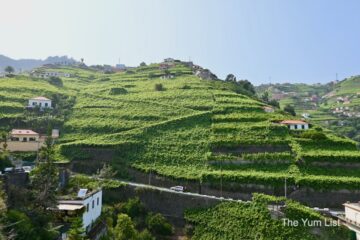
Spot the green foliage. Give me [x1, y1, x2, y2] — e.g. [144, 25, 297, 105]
[284, 104, 296, 116]
[113, 214, 137, 240]
[154, 83, 164, 91]
[67, 217, 86, 240]
[48, 76, 63, 87]
[146, 213, 173, 236]
[185, 194, 350, 240]
[109, 87, 127, 95]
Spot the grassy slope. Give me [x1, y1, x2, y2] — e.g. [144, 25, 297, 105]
[185, 194, 350, 240]
[2, 64, 360, 190]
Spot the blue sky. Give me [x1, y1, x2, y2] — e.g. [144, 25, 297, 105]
[1, 0, 360, 85]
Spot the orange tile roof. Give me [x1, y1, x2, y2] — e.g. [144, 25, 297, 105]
[280, 120, 308, 125]
[11, 129, 39, 135]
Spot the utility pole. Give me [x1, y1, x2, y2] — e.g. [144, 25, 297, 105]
[336, 73, 338, 81]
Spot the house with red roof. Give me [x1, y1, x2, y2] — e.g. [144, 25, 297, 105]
[10, 129, 39, 142]
[280, 120, 309, 130]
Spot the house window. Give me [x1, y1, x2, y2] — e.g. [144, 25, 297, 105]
[22, 138, 27, 142]
[32, 102, 36, 106]
[45, 103, 48, 107]
[87, 203, 89, 212]
[92, 200, 94, 209]
[29, 137, 36, 141]
[97, 197, 99, 206]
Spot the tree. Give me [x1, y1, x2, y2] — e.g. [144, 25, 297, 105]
[154, 84, 164, 91]
[113, 214, 137, 240]
[96, 163, 117, 179]
[137, 230, 155, 240]
[237, 79, 255, 95]
[48, 76, 63, 87]
[140, 62, 146, 67]
[67, 217, 86, 240]
[284, 104, 296, 116]
[261, 91, 269, 103]
[225, 74, 236, 82]
[4, 66, 14, 75]
[146, 213, 173, 236]
[31, 136, 58, 209]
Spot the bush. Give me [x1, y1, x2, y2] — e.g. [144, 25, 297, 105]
[146, 213, 173, 236]
[117, 198, 146, 219]
[180, 84, 191, 89]
[109, 88, 128, 95]
[299, 130, 327, 140]
[48, 76, 63, 87]
[154, 84, 164, 91]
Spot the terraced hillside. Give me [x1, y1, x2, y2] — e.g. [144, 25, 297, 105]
[257, 77, 360, 142]
[185, 194, 350, 240]
[1, 62, 360, 196]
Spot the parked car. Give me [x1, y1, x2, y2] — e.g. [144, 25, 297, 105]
[170, 186, 184, 192]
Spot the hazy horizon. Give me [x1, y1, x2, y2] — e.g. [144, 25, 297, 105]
[1, 0, 360, 85]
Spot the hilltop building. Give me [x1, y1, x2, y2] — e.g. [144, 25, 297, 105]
[55, 189, 104, 238]
[28, 96, 52, 109]
[115, 64, 126, 70]
[30, 70, 71, 78]
[280, 120, 309, 130]
[164, 58, 175, 63]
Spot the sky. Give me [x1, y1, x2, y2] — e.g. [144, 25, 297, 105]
[0, 0, 360, 85]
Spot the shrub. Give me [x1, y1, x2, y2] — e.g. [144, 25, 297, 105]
[109, 87, 128, 95]
[146, 213, 173, 236]
[299, 130, 327, 140]
[180, 84, 191, 89]
[48, 76, 63, 87]
[154, 84, 164, 91]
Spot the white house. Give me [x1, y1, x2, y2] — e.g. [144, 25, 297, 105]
[263, 106, 274, 113]
[343, 202, 360, 239]
[31, 71, 71, 78]
[280, 120, 309, 130]
[28, 96, 52, 109]
[57, 189, 103, 233]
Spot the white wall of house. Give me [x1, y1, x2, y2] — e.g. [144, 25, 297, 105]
[82, 190, 102, 232]
[29, 99, 52, 108]
[288, 124, 309, 130]
[11, 134, 39, 142]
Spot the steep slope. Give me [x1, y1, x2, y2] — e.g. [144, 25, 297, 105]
[1, 63, 360, 196]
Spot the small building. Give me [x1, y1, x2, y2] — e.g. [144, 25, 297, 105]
[301, 113, 310, 119]
[28, 96, 52, 109]
[10, 129, 39, 142]
[280, 120, 309, 130]
[342, 202, 360, 239]
[115, 64, 126, 70]
[159, 63, 171, 70]
[263, 106, 274, 113]
[30, 71, 71, 78]
[56, 189, 103, 234]
[52, 129, 59, 139]
[164, 58, 175, 63]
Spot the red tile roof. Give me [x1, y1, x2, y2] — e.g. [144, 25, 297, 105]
[11, 129, 39, 135]
[280, 120, 308, 125]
